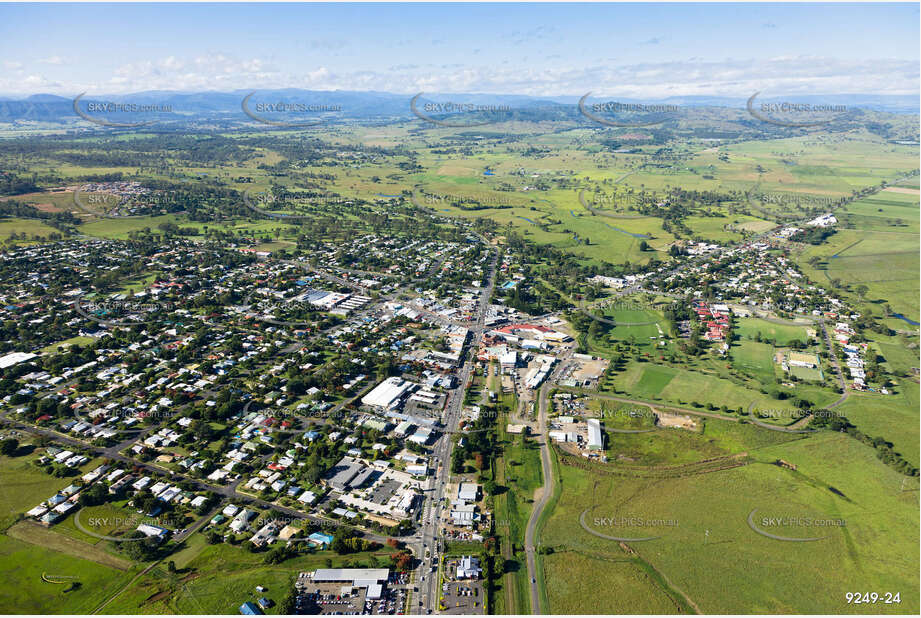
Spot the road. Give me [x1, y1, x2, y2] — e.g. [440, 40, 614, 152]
[413, 242, 498, 614]
[523, 350, 572, 615]
[0, 414, 391, 546]
[816, 318, 850, 408]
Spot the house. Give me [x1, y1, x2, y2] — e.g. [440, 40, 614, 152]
[457, 483, 479, 502]
[137, 523, 170, 538]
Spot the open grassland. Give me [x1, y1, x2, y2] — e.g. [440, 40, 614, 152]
[731, 339, 778, 384]
[0, 218, 63, 245]
[0, 533, 139, 614]
[493, 424, 542, 615]
[735, 317, 809, 345]
[540, 550, 685, 614]
[835, 380, 919, 469]
[604, 360, 825, 413]
[797, 190, 920, 322]
[539, 430, 919, 614]
[605, 413, 802, 466]
[100, 541, 392, 614]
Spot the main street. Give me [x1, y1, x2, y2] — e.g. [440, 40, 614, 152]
[412, 243, 498, 614]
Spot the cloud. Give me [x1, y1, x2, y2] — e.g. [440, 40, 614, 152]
[640, 38, 662, 45]
[38, 56, 66, 65]
[1, 53, 917, 97]
[3, 61, 23, 70]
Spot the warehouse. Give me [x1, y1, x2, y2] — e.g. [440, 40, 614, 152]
[361, 376, 417, 410]
[587, 418, 604, 450]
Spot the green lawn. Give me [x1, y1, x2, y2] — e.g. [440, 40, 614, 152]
[735, 318, 808, 346]
[731, 339, 777, 384]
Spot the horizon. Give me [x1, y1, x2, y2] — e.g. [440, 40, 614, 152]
[1, 2, 918, 98]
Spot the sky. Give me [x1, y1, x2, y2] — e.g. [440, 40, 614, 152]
[0, 2, 918, 97]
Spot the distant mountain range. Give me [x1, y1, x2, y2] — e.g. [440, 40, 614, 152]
[0, 89, 916, 123]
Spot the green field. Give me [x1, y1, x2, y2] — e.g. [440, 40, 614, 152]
[0, 218, 63, 245]
[605, 360, 825, 413]
[797, 190, 920, 323]
[539, 430, 919, 614]
[732, 340, 777, 384]
[835, 380, 920, 469]
[101, 540, 392, 614]
[735, 318, 809, 346]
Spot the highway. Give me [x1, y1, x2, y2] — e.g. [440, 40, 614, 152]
[412, 243, 498, 614]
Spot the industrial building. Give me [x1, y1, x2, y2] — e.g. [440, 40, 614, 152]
[587, 418, 604, 450]
[361, 376, 418, 410]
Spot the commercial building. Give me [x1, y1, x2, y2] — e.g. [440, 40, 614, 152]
[457, 556, 482, 579]
[361, 376, 417, 410]
[587, 418, 604, 450]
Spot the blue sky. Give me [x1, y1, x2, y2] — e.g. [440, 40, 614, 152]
[0, 2, 918, 96]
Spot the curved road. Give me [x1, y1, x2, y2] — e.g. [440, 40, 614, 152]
[524, 351, 572, 614]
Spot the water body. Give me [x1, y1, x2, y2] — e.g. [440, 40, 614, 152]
[483, 170, 495, 176]
[517, 216, 536, 223]
[599, 221, 650, 238]
[502, 280, 518, 289]
[892, 313, 920, 326]
[376, 193, 401, 198]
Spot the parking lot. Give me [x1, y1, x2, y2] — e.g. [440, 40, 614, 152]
[439, 581, 484, 614]
[438, 558, 484, 615]
[294, 580, 407, 615]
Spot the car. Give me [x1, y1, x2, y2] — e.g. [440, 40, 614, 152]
[531, 578, 536, 583]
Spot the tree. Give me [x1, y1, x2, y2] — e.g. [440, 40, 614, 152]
[78, 483, 109, 507]
[0, 437, 18, 456]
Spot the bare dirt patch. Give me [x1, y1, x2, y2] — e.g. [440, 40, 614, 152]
[883, 187, 920, 195]
[654, 410, 698, 431]
[32, 202, 65, 213]
[7, 520, 132, 570]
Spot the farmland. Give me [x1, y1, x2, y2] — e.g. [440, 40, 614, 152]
[538, 431, 919, 614]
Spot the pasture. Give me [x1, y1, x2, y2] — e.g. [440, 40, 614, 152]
[539, 432, 919, 614]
